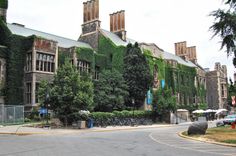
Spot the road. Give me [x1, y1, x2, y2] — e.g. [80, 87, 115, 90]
[0, 123, 235, 156]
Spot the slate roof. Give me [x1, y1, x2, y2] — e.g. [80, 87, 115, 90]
[162, 51, 197, 67]
[7, 23, 92, 49]
[100, 29, 136, 46]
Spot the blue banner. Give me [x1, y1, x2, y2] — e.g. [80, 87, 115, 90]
[147, 90, 152, 105]
[161, 79, 165, 89]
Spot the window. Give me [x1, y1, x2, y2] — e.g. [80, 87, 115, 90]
[221, 84, 224, 97]
[77, 60, 90, 74]
[35, 83, 39, 103]
[26, 53, 32, 71]
[94, 66, 99, 80]
[36, 52, 55, 72]
[26, 83, 31, 104]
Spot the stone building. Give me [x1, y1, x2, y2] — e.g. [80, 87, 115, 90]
[0, 0, 228, 112]
[206, 63, 228, 109]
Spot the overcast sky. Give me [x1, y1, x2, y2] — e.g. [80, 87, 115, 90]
[7, 0, 235, 79]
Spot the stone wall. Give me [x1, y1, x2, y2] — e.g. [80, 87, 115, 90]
[206, 71, 219, 109]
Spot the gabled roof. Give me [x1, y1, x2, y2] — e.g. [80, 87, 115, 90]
[140, 42, 197, 67]
[7, 23, 92, 49]
[100, 29, 136, 46]
[162, 51, 197, 67]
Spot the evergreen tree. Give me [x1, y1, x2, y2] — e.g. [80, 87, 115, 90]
[94, 69, 128, 112]
[210, 0, 236, 66]
[123, 43, 152, 108]
[152, 87, 177, 121]
[38, 59, 94, 125]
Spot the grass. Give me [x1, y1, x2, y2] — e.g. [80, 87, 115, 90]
[183, 126, 236, 144]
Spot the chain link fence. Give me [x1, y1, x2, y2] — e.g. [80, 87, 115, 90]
[0, 105, 24, 125]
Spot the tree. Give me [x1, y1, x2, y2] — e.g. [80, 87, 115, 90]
[94, 69, 128, 112]
[123, 43, 152, 108]
[228, 78, 236, 107]
[39, 59, 94, 126]
[210, 0, 236, 67]
[152, 87, 177, 121]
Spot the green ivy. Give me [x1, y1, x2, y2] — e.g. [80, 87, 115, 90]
[143, 49, 165, 80]
[76, 47, 94, 63]
[98, 35, 126, 72]
[0, 19, 11, 46]
[58, 50, 71, 67]
[6, 35, 34, 105]
[0, 0, 8, 9]
[0, 46, 7, 58]
[95, 53, 107, 69]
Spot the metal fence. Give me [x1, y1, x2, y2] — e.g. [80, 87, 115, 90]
[0, 105, 24, 125]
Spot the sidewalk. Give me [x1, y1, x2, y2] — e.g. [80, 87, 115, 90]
[0, 124, 172, 135]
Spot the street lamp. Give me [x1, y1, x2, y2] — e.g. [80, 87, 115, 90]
[132, 98, 135, 118]
[45, 87, 50, 126]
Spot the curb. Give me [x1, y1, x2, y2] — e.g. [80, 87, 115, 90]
[0, 132, 48, 136]
[178, 131, 236, 147]
[87, 124, 172, 133]
[0, 124, 172, 136]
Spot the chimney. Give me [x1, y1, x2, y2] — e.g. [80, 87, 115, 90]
[0, 0, 8, 22]
[110, 10, 126, 41]
[174, 41, 188, 60]
[187, 46, 197, 64]
[82, 0, 100, 35]
[215, 62, 221, 71]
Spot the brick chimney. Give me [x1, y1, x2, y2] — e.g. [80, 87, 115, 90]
[187, 46, 197, 64]
[174, 41, 188, 61]
[82, 0, 100, 35]
[0, 0, 8, 22]
[110, 10, 126, 41]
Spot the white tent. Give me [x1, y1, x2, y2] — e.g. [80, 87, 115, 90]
[215, 109, 227, 115]
[204, 109, 215, 113]
[192, 109, 204, 113]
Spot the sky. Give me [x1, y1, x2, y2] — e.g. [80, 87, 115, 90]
[7, 0, 235, 79]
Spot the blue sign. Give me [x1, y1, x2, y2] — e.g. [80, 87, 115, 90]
[161, 79, 165, 89]
[39, 108, 48, 114]
[147, 90, 152, 105]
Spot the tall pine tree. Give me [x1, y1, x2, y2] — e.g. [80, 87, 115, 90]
[123, 43, 152, 108]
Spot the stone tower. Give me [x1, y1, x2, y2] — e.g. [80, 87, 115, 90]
[79, 0, 100, 50]
[0, 0, 8, 22]
[110, 10, 126, 41]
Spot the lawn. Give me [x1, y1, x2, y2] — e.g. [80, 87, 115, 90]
[204, 126, 236, 144]
[185, 126, 236, 144]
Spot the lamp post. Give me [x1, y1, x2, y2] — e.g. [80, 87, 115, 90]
[45, 87, 50, 126]
[132, 98, 135, 126]
[132, 98, 135, 118]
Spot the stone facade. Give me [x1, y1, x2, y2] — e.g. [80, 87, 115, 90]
[0, 0, 229, 113]
[24, 37, 58, 111]
[206, 63, 228, 109]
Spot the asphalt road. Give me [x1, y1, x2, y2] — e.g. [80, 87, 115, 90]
[0, 123, 235, 156]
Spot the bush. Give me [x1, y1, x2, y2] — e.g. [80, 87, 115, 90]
[90, 110, 153, 126]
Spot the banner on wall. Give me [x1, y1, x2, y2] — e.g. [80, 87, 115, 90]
[161, 79, 165, 89]
[147, 90, 152, 105]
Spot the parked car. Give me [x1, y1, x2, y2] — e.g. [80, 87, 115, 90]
[223, 114, 236, 125]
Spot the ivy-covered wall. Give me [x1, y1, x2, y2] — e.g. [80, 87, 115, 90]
[5, 35, 34, 105]
[0, 0, 8, 8]
[143, 49, 165, 80]
[0, 19, 11, 46]
[143, 48, 198, 106]
[98, 35, 126, 72]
